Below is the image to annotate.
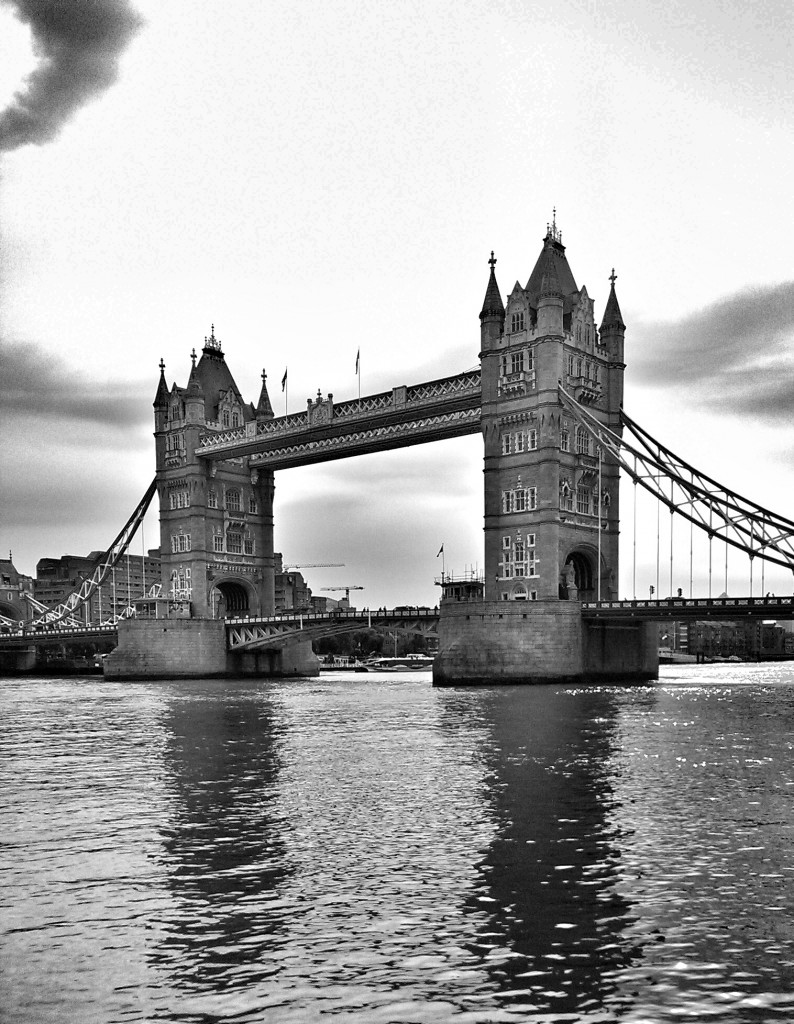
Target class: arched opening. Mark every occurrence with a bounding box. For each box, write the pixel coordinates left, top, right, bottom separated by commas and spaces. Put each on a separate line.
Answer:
213, 580, 251, 618
512, 582, 528, 601
563, 551, 595, 601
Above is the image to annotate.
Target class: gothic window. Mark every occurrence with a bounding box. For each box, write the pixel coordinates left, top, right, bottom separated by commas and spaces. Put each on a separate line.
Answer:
227, 532, 243, 554
170, 567, 192, 600
222, 411, 230, 428
501, 433, 512, 455
576, 357, 583, 377
248, 495, 257, 514
511, 311, 525, 333
213, 534, 224, 553
244, 537, 255, 555
514, 431, 525, 453
232, 412, 240, 428
576, 427, 590, 456
511, 350, 525, 374
560, 425, 570, 452
567, 355, 575, 376
226, 489, 242, 512
527, 428, 538, 450
503, 536, 511, 549
170, 532, 192, 553
207, 489, 218, 509
501, 486, 537, 514
576, 488, 592, 515
169, 489, 189, 510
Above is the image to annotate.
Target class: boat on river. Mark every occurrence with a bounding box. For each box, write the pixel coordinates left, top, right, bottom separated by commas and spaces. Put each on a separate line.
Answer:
366, 654, 434, 671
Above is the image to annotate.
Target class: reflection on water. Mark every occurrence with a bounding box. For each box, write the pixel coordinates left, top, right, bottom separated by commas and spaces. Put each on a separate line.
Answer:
152, 691, 292, 993
1, 665, 793, 1022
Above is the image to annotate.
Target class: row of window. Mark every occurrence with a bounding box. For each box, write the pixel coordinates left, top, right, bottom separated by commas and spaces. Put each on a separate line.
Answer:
566, 355, 599, 382
501, 585, 538, 601
212, 532, 255, 555
560, 487, 605, 516
559, 425, 597, 457
171, 533, 192, 553
221, 410, 242, 429
170, 567, 192, 601
207, 489, 257, 514
501, 487, 537, 514
170, 490, 189, 510
501, 428, 538, 455
500, 349, 535, 377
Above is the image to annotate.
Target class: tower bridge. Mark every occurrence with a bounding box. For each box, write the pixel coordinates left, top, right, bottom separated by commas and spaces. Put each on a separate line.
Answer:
4, 217, 793, 683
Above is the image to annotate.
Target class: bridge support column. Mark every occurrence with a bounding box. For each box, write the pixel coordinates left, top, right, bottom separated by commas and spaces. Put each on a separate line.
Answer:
104, 618, 321, 679
0, 646, 37, 674
104, 618, 227, 679
433, 600, 657, 686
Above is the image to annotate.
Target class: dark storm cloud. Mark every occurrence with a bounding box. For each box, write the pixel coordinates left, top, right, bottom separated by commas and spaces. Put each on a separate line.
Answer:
631, 281, 794, 423
0, 0, 144, 151
0, 338, 151, 428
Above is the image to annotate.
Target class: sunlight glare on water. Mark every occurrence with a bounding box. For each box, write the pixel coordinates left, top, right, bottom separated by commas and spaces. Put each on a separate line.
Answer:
1, 662, 793, 1022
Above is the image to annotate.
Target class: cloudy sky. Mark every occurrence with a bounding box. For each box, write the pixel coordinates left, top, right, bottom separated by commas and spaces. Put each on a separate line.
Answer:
1, 0, 792, 606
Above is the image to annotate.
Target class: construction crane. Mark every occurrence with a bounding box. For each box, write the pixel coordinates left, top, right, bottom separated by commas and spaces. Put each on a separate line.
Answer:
321, 585, 364, 603
282, 562, 343, 572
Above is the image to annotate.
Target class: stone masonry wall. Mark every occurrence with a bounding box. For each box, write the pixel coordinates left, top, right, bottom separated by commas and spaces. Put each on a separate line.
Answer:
104, 618, 228, 679
433, 600, 658, 685
433, 600, 585, 685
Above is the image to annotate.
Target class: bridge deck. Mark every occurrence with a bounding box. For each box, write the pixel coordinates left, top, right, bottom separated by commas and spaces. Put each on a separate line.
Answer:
196, 371, 482, 469
582, 596, 794, 620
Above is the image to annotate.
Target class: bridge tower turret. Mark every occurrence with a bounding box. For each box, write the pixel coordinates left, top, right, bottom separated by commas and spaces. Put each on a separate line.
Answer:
434, 217, 655, 685
480, 214, 621, 605
154, 328, 276, 619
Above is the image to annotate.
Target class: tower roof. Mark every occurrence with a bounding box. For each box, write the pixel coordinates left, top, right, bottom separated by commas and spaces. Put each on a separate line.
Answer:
600, 270, 625, 331
480, 251, 505, 320
525, 215, 579, 311
187, 326, 253, 422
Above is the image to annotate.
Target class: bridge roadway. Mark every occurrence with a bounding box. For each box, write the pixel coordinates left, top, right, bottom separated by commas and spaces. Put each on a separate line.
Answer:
195, 370, 482, 468
3, 597, 791, 651
225, 607, 440, 650
582, 595, 794, 620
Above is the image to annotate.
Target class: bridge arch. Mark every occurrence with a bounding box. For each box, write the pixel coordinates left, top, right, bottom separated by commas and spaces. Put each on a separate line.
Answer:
561, 547, 598, 601
211, 577, 258, 618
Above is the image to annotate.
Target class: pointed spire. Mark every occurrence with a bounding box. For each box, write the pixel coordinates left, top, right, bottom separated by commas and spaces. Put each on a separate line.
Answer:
153, 358, 169, 407
600, 268, 625, 330
186, 348, 203, 396
256, 368, 274, 419
480, 251, 505, 321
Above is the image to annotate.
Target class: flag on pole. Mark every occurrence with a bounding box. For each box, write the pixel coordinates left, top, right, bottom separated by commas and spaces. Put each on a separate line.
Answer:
355, 348, 360, 375
436, 544, 444, 557
281, 368, 288, 391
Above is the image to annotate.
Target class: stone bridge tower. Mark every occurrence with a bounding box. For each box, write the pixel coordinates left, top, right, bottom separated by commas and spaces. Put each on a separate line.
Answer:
434, 218, 656, 685
479, 215, 625, 604
153, 329, 276, 618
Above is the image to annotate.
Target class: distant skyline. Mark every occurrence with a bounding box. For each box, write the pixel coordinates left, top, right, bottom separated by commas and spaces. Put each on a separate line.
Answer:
1, 0, 792, 606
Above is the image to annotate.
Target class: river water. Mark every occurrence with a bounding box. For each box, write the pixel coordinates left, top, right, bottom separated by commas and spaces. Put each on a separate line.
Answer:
2, 663, 793, 1023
